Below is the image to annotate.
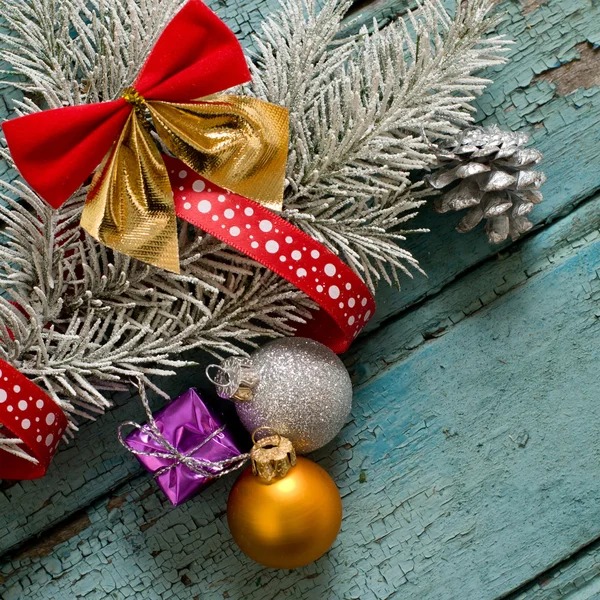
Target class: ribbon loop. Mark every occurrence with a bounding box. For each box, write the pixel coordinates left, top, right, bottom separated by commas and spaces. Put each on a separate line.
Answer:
134, 0, 250, 102
80, 111, 181, 272
2, 100, 132, 209
1, 0, 266, 273
147, 96, 289, 211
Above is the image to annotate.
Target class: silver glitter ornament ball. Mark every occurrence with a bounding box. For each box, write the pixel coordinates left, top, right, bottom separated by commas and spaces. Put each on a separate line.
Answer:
209, 338, 353, 453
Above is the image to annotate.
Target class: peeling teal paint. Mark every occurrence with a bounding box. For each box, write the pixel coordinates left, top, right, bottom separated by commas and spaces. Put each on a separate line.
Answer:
2, 0, 600, 597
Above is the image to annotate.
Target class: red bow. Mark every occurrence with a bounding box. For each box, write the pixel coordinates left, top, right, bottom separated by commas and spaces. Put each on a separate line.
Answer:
2, 0, 376, 355
2, 0, 251, 210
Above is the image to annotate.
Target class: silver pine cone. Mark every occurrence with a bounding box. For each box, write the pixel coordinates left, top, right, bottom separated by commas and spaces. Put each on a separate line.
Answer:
427, 126, 546, 244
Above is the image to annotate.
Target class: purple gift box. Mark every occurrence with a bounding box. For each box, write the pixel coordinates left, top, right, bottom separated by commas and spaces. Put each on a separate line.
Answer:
126, 388, 245, 506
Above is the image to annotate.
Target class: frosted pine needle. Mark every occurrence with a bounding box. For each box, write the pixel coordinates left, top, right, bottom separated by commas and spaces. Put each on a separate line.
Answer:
0, 0, 510, 432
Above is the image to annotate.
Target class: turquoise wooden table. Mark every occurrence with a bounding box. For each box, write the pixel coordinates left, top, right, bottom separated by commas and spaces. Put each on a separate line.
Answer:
2, 0, 600, 598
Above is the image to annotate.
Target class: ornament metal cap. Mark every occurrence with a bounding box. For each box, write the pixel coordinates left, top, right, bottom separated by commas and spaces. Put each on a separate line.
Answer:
250, 428, 297, 483
206, 357, 260, 402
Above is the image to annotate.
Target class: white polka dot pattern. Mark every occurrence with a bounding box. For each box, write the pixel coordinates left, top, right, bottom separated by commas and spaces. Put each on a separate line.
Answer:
0, 358, 68, 479
167, 156, 376, 353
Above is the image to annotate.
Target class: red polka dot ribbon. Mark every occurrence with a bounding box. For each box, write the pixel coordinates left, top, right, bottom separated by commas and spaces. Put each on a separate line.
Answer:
0, 359, 68, 480
165, 156, 376, 353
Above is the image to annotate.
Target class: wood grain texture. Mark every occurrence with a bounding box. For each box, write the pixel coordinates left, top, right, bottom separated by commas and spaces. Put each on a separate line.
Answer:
1, 0, 600, 597
2, 191, 600, 600
345, 193, 600, 384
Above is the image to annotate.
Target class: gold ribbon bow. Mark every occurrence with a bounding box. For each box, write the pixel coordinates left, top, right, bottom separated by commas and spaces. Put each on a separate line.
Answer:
80, 89, 288, 273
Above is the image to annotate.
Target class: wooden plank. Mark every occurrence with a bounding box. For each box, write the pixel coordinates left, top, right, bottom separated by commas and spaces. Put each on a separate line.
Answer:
2, 0, 600, 563
2, 192, 600, 599
345, 192, 600, 383
510, 539, 600, 599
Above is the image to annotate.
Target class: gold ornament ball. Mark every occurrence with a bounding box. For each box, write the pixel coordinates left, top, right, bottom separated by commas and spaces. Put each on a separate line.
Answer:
227, 457, 343, 569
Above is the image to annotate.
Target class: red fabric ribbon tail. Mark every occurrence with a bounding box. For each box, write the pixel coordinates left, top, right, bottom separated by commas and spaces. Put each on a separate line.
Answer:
2, 100, 131, 209
0, 359, 68, 480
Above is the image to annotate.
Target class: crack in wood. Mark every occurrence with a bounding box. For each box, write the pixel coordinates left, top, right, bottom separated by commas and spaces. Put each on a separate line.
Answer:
139, 517, 159, 532
11, 510, 91, 562
106, 493, 127, 512
502, 533, 600, 599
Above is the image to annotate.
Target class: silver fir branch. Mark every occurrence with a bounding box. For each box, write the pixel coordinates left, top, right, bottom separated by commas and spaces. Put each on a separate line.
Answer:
0, 157, 315, 456
248, 0, 511, 286
0, 0, 509, 455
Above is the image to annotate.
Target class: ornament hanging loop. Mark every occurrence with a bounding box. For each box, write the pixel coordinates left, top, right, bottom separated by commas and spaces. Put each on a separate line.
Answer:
251, 426, 280, 446
250, 429, 296, 483
206, 357, 259, 402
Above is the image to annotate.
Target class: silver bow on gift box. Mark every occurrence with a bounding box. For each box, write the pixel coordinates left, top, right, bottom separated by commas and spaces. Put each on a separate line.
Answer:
427, 125, 546, 244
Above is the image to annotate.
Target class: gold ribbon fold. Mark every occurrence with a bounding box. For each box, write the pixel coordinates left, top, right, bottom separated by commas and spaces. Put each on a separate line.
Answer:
80, 89, 289, 273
